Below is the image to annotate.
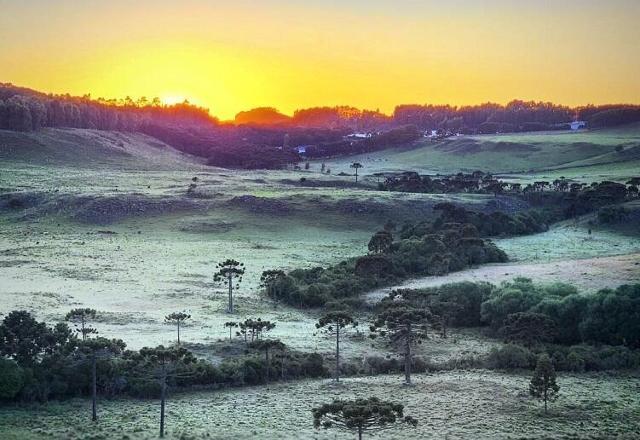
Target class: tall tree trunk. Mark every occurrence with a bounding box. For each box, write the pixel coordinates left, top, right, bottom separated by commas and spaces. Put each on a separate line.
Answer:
265, 348, 270, 383
160, 373, 166, 438
358, 425, 363, 440
355, 168, 358, 183
335, 326, 340, 382
544, 388, 548, 413
404, 325, 412, 385
227, 274, 234, 313
177, 322, 181, 346
229, 327, 232, 341
91, 354, 97, 421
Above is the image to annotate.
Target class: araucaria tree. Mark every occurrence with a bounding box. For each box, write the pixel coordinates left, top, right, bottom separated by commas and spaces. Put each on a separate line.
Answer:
237, 318, 276, 343
249, 338, 286, 382
164, 312, 190, 346
529, 353, 560, 413
73, 338, 125, 421
213, 259, 245, 313
260, 269, 286, 306
313, 397, 417, 440
316, 311, 358, 382
137, 346, 196, 438
224, 321, 238, 341
65, 308, 98, 341
350, 162, 363, 183
370, 299, 433, 385
367, 230, 393, 254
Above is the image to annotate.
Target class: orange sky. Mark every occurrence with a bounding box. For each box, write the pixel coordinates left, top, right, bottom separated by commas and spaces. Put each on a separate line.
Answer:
1, 0, 639, 119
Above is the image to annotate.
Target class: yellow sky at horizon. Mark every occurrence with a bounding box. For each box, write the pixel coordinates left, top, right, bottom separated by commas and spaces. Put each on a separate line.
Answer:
1, 0, 639, 119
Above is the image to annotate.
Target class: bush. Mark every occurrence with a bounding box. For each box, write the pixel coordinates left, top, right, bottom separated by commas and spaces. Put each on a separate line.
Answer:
0, 358, 24, 400
486, 344, 534, 369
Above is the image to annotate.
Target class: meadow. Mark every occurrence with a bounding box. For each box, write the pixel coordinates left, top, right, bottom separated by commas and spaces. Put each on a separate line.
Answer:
1, 371, 638, 440
1, 126, 639, 439
318, 124, 640, 181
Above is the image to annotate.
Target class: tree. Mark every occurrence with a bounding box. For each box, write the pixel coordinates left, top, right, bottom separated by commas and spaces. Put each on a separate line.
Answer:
65, 308, 98, 341
367, 230, 393, 254
249, 339, 286, 382
0, 358, 23, 400
529, 353, 560, 413
137, 346, 197, 437
260, 270, 286, 304
164, 312, 190, 346
350, 162, 363, 183
237, 318, 276, 343
315, 311, 358, 382
73, 338, 125, 421
224, 321, 238, 341
370, 300, 433, 385
0, 310, 73, 366
213, 259, 245, 313
313, 397, 417, 440
500, 312, 557, 347
428, 299, 462, 338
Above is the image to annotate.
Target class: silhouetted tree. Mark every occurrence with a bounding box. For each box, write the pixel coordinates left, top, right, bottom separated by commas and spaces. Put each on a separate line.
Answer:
164, 312, 191, 346
137, 346, 197, 437
0, 310, 74, 366
428, 299, 461, 339
315, 311, 358, 382
65, 308, 98, 341
350, 162, 363, 183
237, 318, 276, 343
370, 299, 434, 385
260, 269, 286, 304
529, 353, 560, 413
73, 338, 125, 421
224, 321, 238, 341
213, 259, 245, 313
313, 397, 417, 440
367, 230, 393, 254
250, 339, 286, 382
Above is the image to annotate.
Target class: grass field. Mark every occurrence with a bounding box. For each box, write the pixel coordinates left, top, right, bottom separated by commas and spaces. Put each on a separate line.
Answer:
1, 371, 638, 440
317, 124, 640, 181
1, 126, 640, 439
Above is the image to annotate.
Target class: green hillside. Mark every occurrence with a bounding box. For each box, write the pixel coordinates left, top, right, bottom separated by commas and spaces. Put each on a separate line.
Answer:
319, 123, 640, 181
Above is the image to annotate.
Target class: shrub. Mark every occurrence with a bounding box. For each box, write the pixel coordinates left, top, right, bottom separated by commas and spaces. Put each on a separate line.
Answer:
0, 358, 24, 400
486, 344, 534, 369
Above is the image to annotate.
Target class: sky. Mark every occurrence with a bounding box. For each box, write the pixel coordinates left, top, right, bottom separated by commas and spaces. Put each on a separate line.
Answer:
1, 0, 639, 119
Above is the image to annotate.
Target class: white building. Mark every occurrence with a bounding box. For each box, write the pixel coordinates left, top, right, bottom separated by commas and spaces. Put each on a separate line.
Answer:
570, 121, 586, 130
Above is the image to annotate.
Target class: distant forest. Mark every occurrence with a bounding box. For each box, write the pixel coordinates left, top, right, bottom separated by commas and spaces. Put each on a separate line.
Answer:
1, 83, 640, 169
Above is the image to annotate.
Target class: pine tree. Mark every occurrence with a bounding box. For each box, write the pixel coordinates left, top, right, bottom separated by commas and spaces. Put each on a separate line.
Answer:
313, 397, 417, 440
529, 353, 560, 413
213, 259, 245, 313
164, 312, 190, 346
315, 311, 358, 382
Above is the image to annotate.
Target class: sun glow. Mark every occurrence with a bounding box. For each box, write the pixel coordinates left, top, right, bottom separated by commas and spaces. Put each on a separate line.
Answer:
1, 1, 639, 119
161, 95, 189, 106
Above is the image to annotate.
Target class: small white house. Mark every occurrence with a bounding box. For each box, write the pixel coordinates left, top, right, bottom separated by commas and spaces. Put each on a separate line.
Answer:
424, 129, 438, 138
570, 121, 586, 130
346, 132, 372, 139
295, 145, 308, 155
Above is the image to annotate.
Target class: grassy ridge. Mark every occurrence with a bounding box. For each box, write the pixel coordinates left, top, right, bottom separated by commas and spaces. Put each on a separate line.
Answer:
318, 123, 640, 179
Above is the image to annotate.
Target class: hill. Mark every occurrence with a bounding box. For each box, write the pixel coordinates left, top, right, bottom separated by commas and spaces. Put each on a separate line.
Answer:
0, 128, 204, 170
317, 123, 640, 181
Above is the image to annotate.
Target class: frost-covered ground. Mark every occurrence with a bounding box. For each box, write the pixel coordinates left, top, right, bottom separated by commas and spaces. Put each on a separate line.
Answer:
1, 371, 638, 440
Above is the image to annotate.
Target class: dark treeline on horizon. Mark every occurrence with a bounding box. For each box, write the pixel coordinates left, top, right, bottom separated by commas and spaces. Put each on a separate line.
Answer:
2, 82, 640, 169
